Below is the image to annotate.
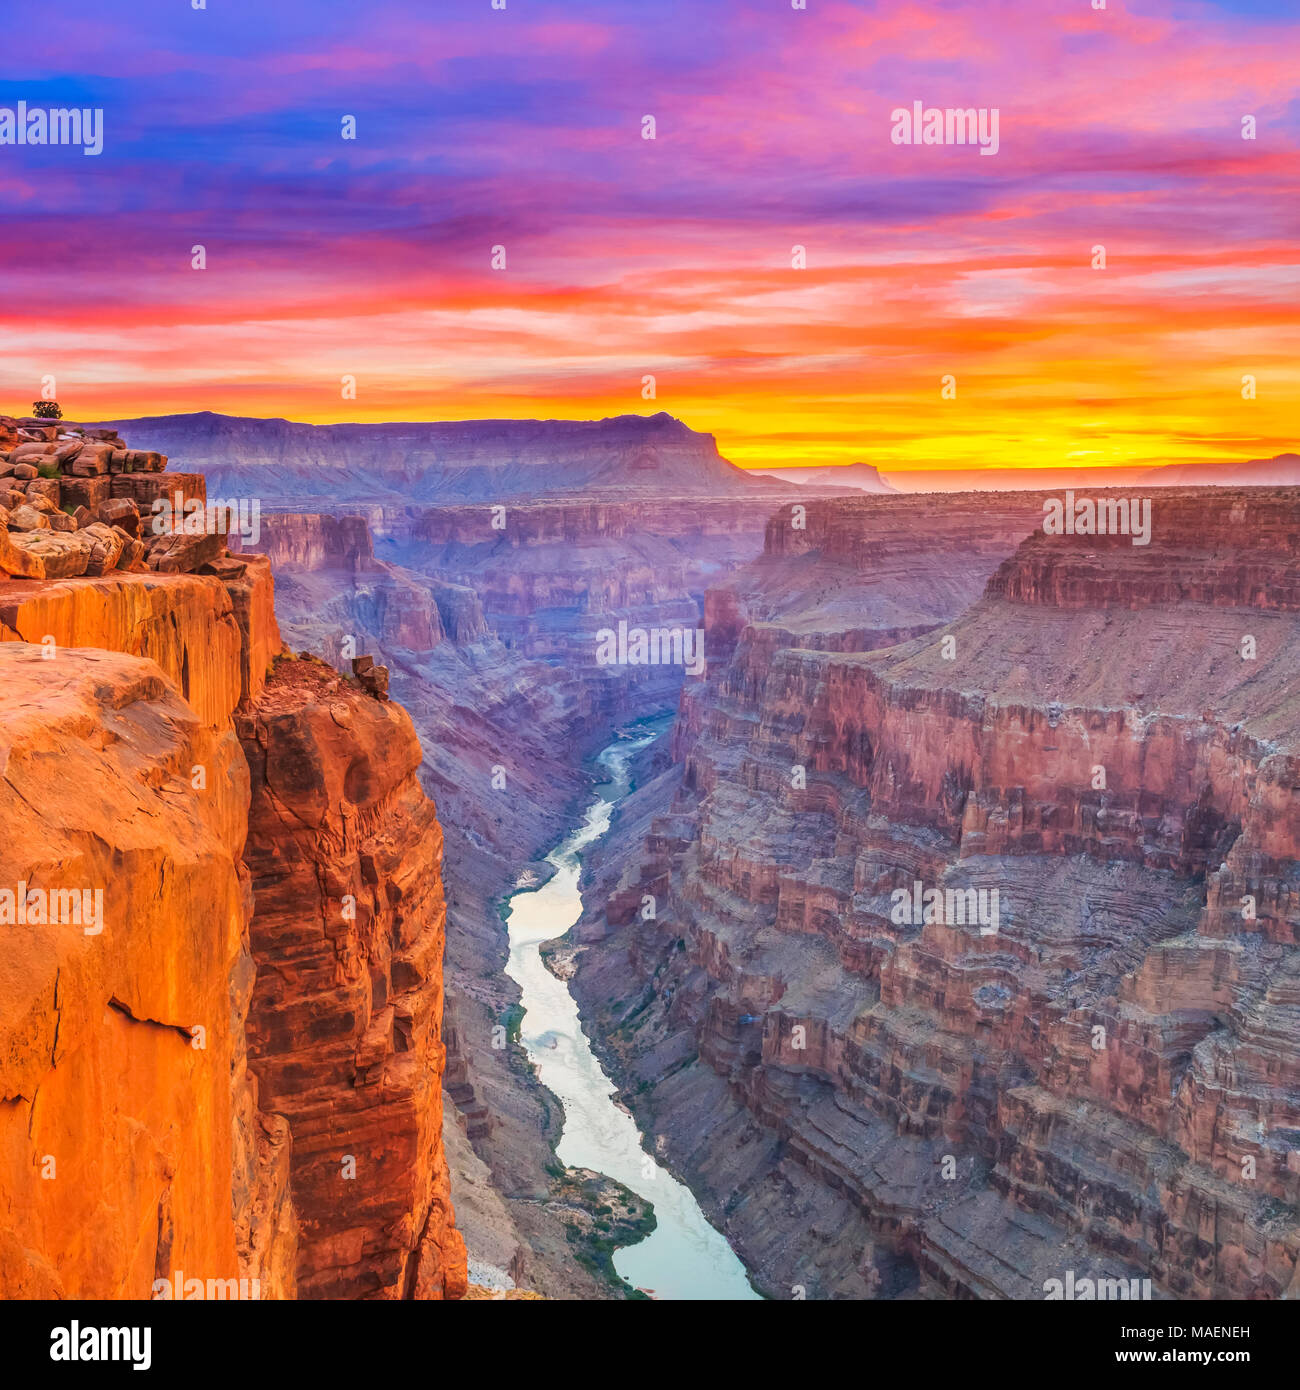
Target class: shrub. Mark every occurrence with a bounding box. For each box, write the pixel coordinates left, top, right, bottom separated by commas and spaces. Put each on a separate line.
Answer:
32, 400, 63, 420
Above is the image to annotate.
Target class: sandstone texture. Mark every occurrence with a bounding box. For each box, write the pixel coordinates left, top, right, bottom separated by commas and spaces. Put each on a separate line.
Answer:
0, 643, 290, 1299
0, 420, 465, 1301
240, 656, 466, 1298
0, 416, 219, 583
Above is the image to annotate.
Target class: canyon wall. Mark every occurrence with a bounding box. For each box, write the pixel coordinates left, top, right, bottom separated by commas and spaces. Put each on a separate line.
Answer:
240, 657, 465, 1299
381, 496, 793, 715
232, 488, 813, 1295
573, 486, 1300, 1300
100, 410, 790, 506
0, 419, 465, 1300
232, 506, 700, 1295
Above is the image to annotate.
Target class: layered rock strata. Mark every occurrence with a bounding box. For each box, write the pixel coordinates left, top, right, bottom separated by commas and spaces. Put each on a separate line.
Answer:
573, 487, 1300, 1300
97, 410, 798, 505
233, 491, 846, 1294
0, 415, 217, 583
240, 657, 465, 1298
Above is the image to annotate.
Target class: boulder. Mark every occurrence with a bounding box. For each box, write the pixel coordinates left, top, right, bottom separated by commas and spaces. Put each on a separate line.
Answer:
66, 448, 109, 477
24, 478, 61, 508
351, 656, 389, 701
62, 475, 111, 512
198, 556, 249, 581
0, 527, 44, 578
12, 464, 39, 481
147, 529, 224, 574
9, 443, 57, 462
97, 497, 141, 536
110, 526, 146, 568
79, 522, 126, 577
7, 505, 49, 532
116, 535, 147, 570
9, 530, 91, 578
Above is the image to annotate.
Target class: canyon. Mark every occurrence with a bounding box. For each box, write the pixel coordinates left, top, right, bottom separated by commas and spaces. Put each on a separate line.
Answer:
6, 405, 1299, 1304
97, 410, 792, 507
213, 427, 826, 1295
570, 486, 1300, 1299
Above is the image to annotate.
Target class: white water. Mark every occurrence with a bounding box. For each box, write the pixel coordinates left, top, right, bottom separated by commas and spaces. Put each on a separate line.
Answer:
503, 725, 760, 1300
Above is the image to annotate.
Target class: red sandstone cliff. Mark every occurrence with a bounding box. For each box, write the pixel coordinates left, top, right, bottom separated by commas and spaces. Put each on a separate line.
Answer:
240, 657, 466, 1299
0, 419, 465, 1300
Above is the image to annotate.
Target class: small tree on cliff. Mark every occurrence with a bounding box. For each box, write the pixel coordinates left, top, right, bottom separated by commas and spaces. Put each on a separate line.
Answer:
32, 400, 63, 420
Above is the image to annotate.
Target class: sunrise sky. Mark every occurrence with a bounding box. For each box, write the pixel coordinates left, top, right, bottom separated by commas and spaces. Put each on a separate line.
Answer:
0, 0, 1296, 475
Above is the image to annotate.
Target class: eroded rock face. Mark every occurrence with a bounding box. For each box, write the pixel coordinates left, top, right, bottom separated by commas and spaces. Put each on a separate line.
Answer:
239, 657, 466, 1300
231, 502, 765, 1295
231, 514, 449, 655
237, 513, 378, 574
0, 642, 294, 1300
573, 486, 1300, 1300
0, 569, 256, 726
0, 427, 466, 1301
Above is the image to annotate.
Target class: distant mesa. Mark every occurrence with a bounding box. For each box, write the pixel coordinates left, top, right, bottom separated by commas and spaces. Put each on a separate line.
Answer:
1141, 452, 1300, 488
90, 410, 797, 507
754, 461, 897, 493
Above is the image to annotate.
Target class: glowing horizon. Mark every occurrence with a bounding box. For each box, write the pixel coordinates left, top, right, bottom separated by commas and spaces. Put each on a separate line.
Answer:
1, 0, 1296, 475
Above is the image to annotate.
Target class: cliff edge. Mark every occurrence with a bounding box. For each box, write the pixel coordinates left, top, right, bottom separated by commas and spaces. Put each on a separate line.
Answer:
0, 416, 465, 1300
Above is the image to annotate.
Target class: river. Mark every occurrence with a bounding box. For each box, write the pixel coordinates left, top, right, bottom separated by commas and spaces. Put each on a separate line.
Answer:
503, 721, 760, 1300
